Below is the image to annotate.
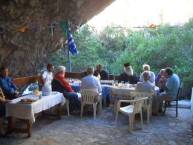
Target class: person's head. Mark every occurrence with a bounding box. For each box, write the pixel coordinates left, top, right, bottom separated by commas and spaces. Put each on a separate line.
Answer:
142, 71, 150, 81
96, 65, 100, 71
143, 64, 150, 71
165, 67, 173, 78
124, 63, 131, 71
0, 66, 9, 77
124, 63, 133, 76
57, 66, 66, 76
98, 64, 102, 70
160, 69, 165, 76
87, 67, 94, 75
47, 63, 54, 72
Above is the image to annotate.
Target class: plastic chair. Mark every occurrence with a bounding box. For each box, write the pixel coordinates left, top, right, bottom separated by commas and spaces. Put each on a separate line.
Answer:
130, 91, 154, 123
80, 89, 102, 119
115, 96, 148, 133
162, 86, 182, 117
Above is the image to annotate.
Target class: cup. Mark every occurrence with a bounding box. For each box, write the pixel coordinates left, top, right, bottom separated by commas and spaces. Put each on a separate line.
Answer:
114, 80, 118, 86
34, 89, 39, 95
39, 94, 42, 99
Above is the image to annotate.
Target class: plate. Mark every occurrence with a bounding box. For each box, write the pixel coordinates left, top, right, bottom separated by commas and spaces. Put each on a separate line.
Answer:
19, 98, 37, 104
18, 101, 34, 104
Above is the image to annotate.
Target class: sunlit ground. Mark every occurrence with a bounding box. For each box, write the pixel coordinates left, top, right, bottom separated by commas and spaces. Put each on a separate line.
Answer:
88, 0, 193, 31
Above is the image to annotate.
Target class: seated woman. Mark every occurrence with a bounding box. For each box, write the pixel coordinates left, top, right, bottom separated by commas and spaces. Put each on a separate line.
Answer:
0, 88, 10, 135
51, 66, 80, 113
0, 66, 19, 100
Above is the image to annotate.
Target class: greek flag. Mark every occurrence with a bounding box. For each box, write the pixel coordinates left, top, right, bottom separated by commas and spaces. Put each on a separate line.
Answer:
68, 27, 78, 55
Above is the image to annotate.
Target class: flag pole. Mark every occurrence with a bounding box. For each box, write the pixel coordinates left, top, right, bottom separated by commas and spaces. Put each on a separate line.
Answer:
67, 21, 71, 72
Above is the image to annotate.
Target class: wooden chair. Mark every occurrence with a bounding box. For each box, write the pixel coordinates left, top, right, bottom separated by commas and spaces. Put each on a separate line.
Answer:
115, 96, 148, 133
80, 89, 102, 119
162, 86, 182, 117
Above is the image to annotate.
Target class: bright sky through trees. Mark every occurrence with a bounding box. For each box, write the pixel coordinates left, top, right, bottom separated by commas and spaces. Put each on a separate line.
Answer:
88, 0, 193, 30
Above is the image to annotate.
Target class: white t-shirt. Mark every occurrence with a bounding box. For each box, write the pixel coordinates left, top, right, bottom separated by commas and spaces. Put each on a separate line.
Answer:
42, 70, 53, 86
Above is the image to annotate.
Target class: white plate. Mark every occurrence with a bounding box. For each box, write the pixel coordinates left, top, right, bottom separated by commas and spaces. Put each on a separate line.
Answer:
18, 101, 36, 104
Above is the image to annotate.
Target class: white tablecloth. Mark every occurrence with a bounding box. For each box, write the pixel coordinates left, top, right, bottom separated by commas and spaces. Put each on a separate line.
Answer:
110, 86, 159, 100
110, 86, 135, 100
6, 91, 65, 123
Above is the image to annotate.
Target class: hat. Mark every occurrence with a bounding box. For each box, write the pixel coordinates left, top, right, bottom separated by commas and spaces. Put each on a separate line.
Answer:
124, 63, 130, 67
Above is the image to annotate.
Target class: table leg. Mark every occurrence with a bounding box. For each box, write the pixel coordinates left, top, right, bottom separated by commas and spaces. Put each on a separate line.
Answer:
56, 103, 62, 119
7, 117, 13, 134
26, 119, 32, 138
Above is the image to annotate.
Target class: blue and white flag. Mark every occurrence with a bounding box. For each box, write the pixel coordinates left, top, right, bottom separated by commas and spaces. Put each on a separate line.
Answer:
68, 27, 78, 55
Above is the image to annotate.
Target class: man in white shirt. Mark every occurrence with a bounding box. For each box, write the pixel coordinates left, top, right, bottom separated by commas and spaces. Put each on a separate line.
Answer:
135, 71, 155, 94
139, 64, 155, 84
41, 63, 54, 87
81, 67, 102, 93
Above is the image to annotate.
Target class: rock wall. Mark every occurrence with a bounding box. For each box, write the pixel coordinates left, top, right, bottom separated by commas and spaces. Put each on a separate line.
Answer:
0, 0, 114, 77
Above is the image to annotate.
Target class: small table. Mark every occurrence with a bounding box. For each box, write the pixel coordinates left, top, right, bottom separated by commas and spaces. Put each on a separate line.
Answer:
110, 85, 159, 112
6, 91, 65, 137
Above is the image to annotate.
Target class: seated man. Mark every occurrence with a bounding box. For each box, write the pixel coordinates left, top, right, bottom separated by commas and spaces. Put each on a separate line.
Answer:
155, 69, 166, 93
155, 69, 165, 86
51, 66, 80, 112
118, 63, 138, 84
81, 67, 102, 93
152, 67, 180, 115
98, 64, 109, 80
139, 64, 155, 84
0, 66, 19, 100
135, 71, 155, 94
93, 65, 100, 77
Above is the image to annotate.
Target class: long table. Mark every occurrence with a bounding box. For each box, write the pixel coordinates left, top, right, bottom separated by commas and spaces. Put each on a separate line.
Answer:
6, 91, 65, 137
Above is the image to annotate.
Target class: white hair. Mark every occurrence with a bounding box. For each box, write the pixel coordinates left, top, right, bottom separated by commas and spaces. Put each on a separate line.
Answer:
57, 66, 66, 73
143, 64, 150, 71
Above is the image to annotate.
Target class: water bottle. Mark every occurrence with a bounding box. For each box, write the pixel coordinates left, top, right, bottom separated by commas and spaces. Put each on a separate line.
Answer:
34, 80, 39, 95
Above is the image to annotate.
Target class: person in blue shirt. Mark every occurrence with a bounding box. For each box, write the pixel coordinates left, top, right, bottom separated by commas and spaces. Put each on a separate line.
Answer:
152, 67, 180, 115
0, 66, 19, 100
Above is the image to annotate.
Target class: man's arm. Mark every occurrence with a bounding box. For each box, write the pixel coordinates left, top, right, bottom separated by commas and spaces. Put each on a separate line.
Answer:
41, 71, 47, 85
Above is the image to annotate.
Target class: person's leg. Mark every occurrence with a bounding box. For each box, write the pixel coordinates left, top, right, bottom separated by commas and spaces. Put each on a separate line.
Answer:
68, 92, 81, 112
152, 93, 169, 114
152, 95, 161, 114
4, 92, 16, 100
0, 103, 6, 135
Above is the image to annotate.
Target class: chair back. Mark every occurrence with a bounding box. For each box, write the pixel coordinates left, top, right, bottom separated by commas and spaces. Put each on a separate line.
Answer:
80, 89, 100, 104
132, 97, 148, 113
131, 91, 154, 106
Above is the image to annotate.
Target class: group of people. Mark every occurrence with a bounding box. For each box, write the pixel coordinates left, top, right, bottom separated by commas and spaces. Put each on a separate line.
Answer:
0, 62, 180, 135
118, 62, 180, 115
43, 64, 103, 113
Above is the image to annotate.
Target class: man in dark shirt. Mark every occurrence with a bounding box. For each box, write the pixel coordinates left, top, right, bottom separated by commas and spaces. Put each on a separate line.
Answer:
98, 64, 109, 80
118, 63, 138, 84
94, 65, 100, 77
94, 64, 109, 80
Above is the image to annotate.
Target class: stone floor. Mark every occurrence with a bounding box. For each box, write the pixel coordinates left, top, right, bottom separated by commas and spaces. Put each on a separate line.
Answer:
0, 101, 193, 145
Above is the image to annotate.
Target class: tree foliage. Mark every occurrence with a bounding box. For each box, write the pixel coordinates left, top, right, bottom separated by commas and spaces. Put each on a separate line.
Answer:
50, 19, 193, 97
